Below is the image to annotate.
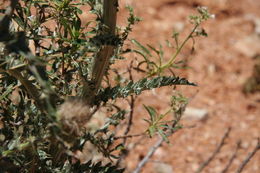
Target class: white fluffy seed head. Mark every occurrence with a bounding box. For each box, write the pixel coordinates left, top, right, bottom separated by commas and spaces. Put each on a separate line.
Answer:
57, 99, 92, 137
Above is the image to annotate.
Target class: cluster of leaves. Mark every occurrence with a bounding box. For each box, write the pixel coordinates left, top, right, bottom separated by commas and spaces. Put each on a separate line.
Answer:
130, 6, 214, 77
0, 0, 212, 172
143, 93, 188, 143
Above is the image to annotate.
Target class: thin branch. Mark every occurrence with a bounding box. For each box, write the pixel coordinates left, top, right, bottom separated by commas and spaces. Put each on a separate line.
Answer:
132, 125, 182, 173
235, 138, 260, 173
123, 96, 135, 142
132, 95, 188, 173
116, 61, 136, 166
132, 136, 164, 173
123, 61, 136, 144
195, 127, 231, 173
113, 133, 146, 140
221, 140, 241, 173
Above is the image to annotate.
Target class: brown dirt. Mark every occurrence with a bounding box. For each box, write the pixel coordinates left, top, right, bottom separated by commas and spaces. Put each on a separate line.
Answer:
115, 0, 260, 173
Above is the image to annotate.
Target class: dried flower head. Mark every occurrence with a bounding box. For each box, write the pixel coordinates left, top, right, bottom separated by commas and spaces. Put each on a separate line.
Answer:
57, 98, 92, 137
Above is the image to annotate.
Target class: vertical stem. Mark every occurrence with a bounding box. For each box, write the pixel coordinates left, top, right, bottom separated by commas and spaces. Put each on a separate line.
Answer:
83, 0, 118, 104
103, 0, 117, 35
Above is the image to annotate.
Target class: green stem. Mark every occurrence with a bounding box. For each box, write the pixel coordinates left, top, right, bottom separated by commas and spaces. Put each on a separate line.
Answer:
150, 24, 199, 76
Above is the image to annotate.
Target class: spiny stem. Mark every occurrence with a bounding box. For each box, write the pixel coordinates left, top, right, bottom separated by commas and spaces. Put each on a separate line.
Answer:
83, 0, 118, 105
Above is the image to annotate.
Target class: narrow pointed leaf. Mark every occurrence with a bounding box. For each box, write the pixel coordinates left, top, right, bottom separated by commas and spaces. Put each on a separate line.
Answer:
144, 105, 157, 122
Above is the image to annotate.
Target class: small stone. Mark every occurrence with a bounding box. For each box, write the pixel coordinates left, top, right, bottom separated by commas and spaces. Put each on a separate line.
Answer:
240, 141, 250, 149
183, 107, 208, 120
208, 64, 216, 76
153, 162, 173, 173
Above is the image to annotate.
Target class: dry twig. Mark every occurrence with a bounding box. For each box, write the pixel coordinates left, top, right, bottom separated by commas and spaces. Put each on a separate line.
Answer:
114, 133, 146, 140
221, 140, 241, 173
123, 61, 136, 144
132, 136, 164, 173
116, 61, 137, 166
235, 138, 260, 173
195, 127, 231, 173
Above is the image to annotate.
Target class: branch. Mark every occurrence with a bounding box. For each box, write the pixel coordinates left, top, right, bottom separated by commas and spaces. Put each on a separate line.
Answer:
221, 140, 241, 173
116, 62, 140, 167
83, 0, 118, 104
195, 127, 231, 173
113, 133, 146, 140
132, 136, 164, 173
132, 124, 182, 173
235, 138, 260, 173
123, 62, 136, 144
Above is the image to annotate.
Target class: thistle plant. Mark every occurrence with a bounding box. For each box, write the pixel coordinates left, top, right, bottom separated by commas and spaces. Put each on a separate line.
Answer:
0, 0, 212, 172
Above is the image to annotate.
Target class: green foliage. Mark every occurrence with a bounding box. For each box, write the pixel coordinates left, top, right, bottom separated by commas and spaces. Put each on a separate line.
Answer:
143, 93, 188, 143
95, 76, 195, 104
0, 0, 212, 172
144, 105, 170, 142
129, 6, 214, 77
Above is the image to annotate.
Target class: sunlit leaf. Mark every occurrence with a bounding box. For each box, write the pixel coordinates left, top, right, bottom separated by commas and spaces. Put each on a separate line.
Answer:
144, 105, 157, 122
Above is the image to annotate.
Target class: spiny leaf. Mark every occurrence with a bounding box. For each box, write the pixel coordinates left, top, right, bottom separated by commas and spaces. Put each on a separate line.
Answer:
95, 76, 196, 104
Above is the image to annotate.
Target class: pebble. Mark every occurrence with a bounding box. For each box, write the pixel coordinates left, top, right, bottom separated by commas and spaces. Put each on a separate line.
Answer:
153, 162, 173, 173
183, 107, 208, 121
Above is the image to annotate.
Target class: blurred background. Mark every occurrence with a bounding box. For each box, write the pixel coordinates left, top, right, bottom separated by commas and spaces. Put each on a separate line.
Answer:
115, 0, 260, 172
